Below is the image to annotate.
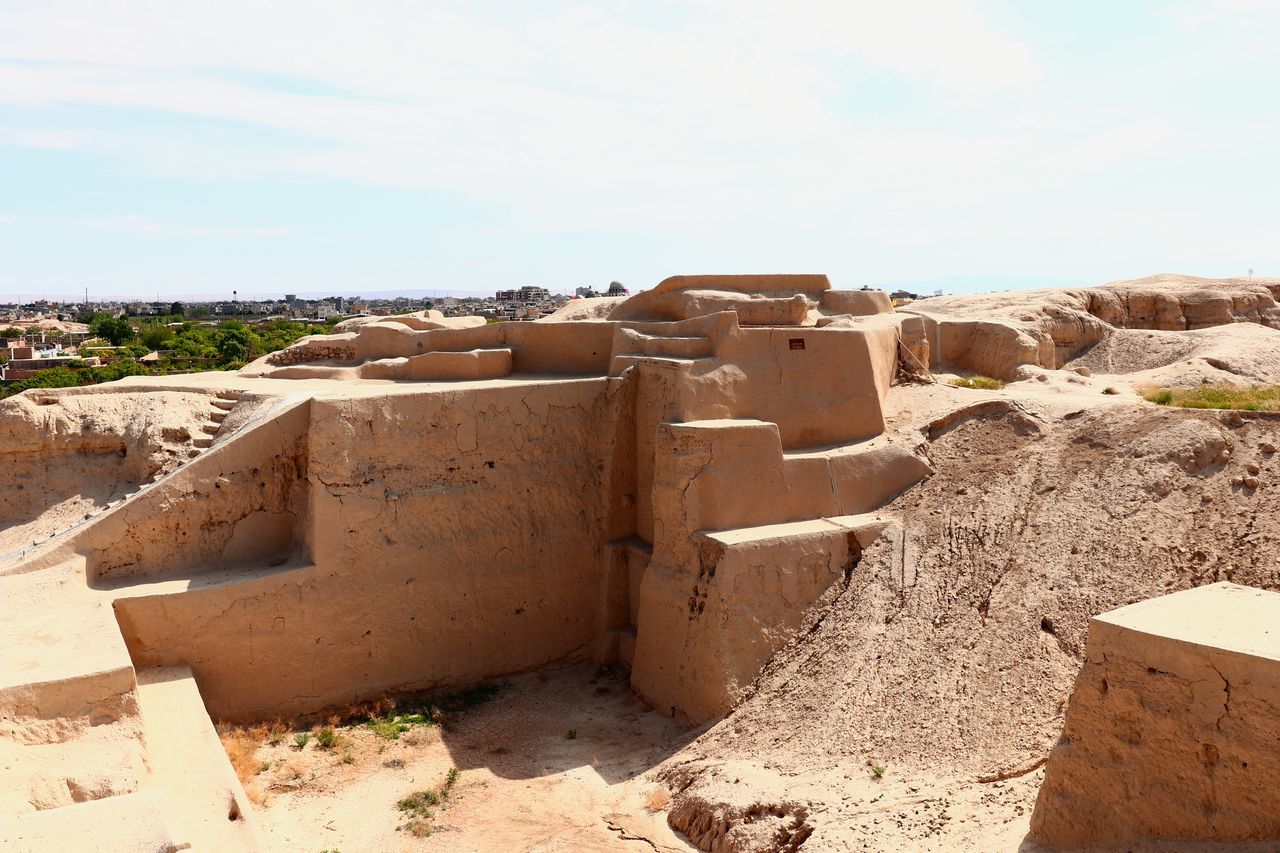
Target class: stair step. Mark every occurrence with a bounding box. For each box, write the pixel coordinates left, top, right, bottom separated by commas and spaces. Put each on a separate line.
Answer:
701, 513, 895, 550
193, 437, 213, 448
211, 398, 237, 411
360, 348, 513, 382
215, 390, 243, 401
209, 411, 227, 423
703, 517, 847, 546
0, 791, 188, 853
784, 441, 934, 515
200, 423, 221, 435
135, 666, 265, 850
621, 333, 713, 359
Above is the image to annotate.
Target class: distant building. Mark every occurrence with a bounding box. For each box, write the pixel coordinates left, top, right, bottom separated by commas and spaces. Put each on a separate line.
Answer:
496, 286, 551, 304
575, 286, 598, 298
606, 281, 629, 297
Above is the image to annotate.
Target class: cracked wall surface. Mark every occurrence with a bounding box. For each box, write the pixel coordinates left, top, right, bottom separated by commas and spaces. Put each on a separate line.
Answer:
1029, 582, 1280, 848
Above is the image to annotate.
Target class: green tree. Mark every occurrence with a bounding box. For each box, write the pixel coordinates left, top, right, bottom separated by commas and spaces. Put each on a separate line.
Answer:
140, 324, 176, 350
216, 326, 252, 364
89, 314, 135, 346
169, 301, 184, 317
0, 366, 83, 399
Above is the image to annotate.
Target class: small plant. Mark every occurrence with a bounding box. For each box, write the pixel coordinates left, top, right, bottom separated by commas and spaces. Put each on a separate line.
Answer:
950, 375, 1005, 391
395, 768, 460, 837
870, 763, 887, 779
316, 728, 337, 750
565, 729, 577, 740
258, 760, 272, 774
364, 684, 503, 742
341, 750, 356, 765
383, 757, 406, 769
293, 732, 311, 750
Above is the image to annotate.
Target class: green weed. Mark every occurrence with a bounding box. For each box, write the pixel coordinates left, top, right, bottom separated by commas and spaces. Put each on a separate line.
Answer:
395, 768, 460, 837
1143, 384, 1280, 411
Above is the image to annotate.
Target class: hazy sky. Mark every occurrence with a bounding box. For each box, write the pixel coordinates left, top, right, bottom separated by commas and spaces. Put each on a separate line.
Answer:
1, 0, 1277, 301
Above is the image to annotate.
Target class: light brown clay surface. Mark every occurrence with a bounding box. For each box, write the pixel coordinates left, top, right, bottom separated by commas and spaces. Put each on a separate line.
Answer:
3, 273, 1280, 852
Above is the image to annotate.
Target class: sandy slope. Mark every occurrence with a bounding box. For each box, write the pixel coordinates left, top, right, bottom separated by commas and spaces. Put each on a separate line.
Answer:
665, 381, 1280, 850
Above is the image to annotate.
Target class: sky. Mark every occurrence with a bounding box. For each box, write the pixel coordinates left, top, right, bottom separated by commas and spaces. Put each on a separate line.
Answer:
1, 0, 1278, 301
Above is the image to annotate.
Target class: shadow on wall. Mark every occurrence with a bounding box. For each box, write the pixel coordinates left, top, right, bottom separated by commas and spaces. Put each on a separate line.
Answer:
0, 456, 132, 544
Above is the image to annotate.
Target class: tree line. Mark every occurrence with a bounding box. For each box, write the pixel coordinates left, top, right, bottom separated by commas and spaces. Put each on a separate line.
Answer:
1, 315, 332, 399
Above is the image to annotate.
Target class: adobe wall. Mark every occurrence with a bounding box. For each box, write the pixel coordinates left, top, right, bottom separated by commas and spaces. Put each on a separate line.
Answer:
1029, 582, 1280, 849
82, 397, 312, 582
628, 419, 926, 721
114, 379, 632, 721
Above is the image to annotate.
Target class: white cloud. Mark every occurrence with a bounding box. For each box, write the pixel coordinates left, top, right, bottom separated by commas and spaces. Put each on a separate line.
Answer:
77, 215, 289, 239
1, 0, 1278, 288
0, 0, 1043, 234
1165, 0, 1272, 30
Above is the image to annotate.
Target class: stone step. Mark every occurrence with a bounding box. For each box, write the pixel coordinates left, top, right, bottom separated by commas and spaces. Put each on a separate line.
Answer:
211, 398, 237, 411
702, 513, 894, 550
0, 791, 188, 853
783, 440, 934, 515
134, 666, 265, 850
209, 411, 227, 423
215, 390, 243, 401
616, 329, 714, 359
360, 348, 513, 382
200, 423, 221, 435
192, 437, 213, 448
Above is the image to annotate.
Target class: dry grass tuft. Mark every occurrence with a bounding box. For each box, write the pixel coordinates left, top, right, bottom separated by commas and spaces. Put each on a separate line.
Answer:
644, 786, 671, 812
1142, 383, 1280, 411
950, 375, 1005, 391
244, 782, 268, 806
218, 727, 262, 785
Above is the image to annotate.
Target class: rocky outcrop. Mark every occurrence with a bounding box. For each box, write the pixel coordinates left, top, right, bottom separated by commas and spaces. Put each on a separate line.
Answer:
662, 762, 814, 853
907, 274, 1280, 379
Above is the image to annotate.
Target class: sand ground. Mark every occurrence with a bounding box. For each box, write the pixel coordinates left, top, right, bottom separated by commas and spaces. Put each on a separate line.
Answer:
244, 666, 698, 852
